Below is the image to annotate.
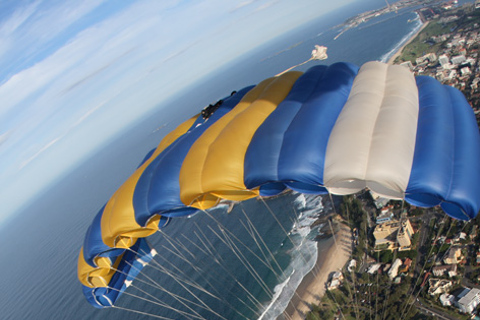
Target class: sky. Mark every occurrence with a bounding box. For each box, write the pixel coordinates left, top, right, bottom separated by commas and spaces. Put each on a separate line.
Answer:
0, 0, 360, 224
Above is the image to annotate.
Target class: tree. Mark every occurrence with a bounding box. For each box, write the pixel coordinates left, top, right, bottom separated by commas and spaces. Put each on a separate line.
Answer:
379, 250, 394, 263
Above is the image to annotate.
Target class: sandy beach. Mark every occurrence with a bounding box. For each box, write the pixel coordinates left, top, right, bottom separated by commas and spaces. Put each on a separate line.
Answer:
387, 21, 430, 64
283, 218, 352, 320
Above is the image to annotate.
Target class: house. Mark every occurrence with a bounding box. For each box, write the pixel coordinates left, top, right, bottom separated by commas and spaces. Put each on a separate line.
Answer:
432, 264, 457, 277
388, 258, 402, 280
428, 278, 453, 295
327, 271, 344, 290
455, 287, 480, 314
368, 263, 382, 274
348, 259, 357, 273
440, 293, 455, 307
399, 258, 412, 274
443, 246, 463, 265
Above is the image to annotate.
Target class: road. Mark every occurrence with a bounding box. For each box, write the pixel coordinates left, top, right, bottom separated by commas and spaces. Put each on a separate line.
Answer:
415, 301, 461, 320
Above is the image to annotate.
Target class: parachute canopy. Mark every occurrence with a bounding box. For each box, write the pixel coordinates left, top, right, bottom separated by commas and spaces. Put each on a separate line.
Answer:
311, 45, 328, 60
78, 61, 480, 308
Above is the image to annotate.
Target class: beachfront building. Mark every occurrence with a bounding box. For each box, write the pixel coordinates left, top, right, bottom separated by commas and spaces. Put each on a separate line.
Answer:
327, 271, 344, 290
455, 287, 480, 314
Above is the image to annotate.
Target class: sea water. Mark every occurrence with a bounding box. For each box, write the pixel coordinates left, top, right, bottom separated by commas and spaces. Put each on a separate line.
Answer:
1, 1, 474, 319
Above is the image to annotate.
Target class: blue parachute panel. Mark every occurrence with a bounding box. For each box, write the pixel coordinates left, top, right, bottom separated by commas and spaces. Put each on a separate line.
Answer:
405, 76, 454, 207
244, 62, 359, 195
83, 239, 156, 308
83, 207, 125, 267
133, 86, 254, 226
440, 86, 480, 220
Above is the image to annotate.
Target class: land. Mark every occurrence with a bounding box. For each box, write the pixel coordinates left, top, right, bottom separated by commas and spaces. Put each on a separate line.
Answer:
296, 2, 480, 319
303, 191, 480, 320
332, 0, 457, 40
283, 217, 352, 320
392, 0, 480, 116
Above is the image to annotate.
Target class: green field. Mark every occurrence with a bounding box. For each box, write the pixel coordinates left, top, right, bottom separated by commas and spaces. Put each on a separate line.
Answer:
394, 21, 453, 64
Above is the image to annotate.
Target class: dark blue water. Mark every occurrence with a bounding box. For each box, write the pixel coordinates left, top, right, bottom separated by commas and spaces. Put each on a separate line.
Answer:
2, 1, 474, 319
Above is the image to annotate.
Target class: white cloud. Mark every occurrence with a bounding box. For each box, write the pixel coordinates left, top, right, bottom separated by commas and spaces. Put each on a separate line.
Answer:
0, 0, 354, 220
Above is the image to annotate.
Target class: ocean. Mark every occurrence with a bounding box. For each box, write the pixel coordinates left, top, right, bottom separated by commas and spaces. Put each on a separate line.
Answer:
0, 1, 474, 319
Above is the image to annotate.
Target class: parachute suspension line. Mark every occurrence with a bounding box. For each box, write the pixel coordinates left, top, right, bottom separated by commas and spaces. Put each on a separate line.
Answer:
380, 199, 408, 320
187, 227, 265, 316
238, 214, 306, 319
193, 222, 218, 258
201, 207, 284, 274
112, 305, 176, 320
207, 224, 275, 299
400, 218, 467, 320
147, 255, 252, 320
328, 192, 360, 318
239, 218, 280, 277
146, 248, 223, 301
325, 287, 347, 320
144, 236, 255, 320
258, 197, 295, 246
190, 223, 263, 310
239, 208, 283, 276
375, 250, 381, 320
258, 196, 322, 281
327, 192, 340, 252
194, 210, 271, 313
107, 285, 206, 320
151, 232, 225, 297
397, 214, 446, 319
126, 259, 229, 320
117, 260, 207, 320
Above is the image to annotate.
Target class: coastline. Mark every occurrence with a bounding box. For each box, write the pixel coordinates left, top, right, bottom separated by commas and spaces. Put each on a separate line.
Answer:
387, 21, 430, 64
283, 219, 352, 320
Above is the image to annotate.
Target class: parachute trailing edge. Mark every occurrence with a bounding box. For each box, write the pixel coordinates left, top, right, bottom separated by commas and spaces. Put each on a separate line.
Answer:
78, 61, 480, 308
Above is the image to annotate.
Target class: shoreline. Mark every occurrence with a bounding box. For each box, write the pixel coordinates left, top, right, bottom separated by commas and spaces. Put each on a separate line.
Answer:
282, 219, 352, 320
387, 20, 430, 64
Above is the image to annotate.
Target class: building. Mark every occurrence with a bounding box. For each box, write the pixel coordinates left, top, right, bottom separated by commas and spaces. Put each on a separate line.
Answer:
368, 263, 382, 274
348, 259, 357, 272
432, 264, 457, 277
397, 220, 414, 249
443, 246, 462, 265
373, 218, 414, 251
400, 61, 414, 70
399, 258, 412, 274
455, 287, 480, 314
438, 54, 450, 66
428, 278, 453, 295
451, 55, 467, 65
388, 258, 402, 280
327, 271, 344, 290
374, 221, 400, 240
440, 293, 455, 306
376, 211, 394, 224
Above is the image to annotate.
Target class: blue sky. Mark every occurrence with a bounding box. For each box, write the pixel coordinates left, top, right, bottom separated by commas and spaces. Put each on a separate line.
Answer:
0, 0, 358, 224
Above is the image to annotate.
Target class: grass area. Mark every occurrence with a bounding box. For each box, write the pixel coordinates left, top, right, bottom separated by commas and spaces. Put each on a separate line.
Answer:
394, 21, 454, 64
